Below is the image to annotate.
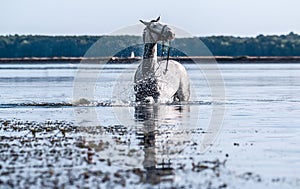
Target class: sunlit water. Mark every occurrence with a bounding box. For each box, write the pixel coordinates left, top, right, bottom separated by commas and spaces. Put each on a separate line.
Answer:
0, 63, 300, 188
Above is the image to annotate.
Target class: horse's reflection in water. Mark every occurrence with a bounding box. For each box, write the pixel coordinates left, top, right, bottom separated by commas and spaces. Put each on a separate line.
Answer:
135, 105, 185, 184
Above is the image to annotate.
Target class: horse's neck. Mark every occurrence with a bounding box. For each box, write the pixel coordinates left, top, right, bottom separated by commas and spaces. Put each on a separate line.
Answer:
142, 43, 157, 76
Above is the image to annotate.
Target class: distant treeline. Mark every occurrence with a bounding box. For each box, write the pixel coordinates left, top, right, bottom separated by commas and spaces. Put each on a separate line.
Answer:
1, 32, 300, 58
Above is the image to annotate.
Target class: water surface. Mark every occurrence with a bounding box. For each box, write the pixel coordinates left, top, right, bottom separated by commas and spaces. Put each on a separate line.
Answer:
0, 63, 299, 188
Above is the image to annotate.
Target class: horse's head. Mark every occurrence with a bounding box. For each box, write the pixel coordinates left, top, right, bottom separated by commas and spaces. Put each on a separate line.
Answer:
140, 16, 175, 43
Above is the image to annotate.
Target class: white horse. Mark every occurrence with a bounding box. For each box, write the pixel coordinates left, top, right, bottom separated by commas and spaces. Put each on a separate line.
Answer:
134, 17, 190, 103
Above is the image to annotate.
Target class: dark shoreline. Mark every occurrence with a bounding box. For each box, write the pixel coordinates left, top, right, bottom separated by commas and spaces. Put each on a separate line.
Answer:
1, 56, 300, 64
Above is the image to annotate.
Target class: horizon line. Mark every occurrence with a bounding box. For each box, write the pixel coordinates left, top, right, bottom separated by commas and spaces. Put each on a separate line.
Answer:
0, 31, 298, 38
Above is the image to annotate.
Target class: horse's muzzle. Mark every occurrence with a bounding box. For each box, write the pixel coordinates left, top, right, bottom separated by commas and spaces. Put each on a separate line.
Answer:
166, 30, 175, 40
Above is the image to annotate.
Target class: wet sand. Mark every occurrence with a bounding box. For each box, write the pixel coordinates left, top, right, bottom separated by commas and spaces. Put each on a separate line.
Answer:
1, 116, 299, 189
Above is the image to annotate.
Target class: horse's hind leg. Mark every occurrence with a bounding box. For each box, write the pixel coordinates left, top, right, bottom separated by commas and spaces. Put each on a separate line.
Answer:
175, 78, 190, 101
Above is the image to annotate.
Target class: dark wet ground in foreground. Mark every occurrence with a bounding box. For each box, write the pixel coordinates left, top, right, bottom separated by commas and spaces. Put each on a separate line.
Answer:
1, 118, 299, 189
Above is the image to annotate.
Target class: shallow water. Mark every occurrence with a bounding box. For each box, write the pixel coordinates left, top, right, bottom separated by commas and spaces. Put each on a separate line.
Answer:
0, 63, 300, 188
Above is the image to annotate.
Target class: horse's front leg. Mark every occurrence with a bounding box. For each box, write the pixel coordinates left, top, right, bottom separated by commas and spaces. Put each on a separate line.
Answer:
134, 84, 145, 102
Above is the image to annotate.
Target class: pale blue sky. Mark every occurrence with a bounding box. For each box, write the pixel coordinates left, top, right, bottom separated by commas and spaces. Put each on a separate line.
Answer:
1, 0, 299, 36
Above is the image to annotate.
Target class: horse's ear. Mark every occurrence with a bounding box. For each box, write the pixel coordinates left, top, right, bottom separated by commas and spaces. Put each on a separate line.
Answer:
140, 20, 150, 26
155, 16, 160, 22
150, 16, 160, 22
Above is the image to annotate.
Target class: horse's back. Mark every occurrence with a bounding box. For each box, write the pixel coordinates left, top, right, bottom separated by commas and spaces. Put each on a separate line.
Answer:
155, 60, 190, 101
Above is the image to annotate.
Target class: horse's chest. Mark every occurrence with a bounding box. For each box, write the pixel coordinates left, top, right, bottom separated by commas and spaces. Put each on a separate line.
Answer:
134, 77, 160, 100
